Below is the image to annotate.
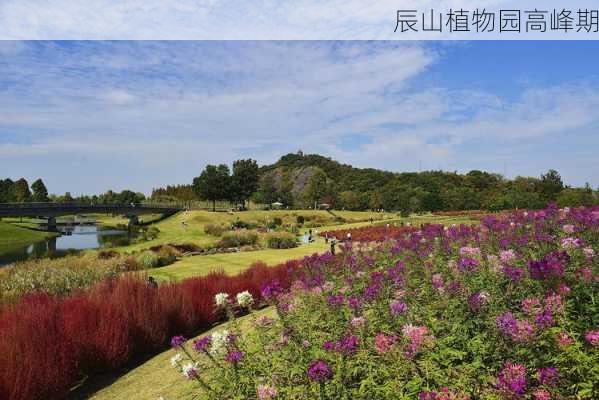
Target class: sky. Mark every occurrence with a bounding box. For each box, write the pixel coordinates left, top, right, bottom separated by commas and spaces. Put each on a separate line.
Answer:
0, 40, 598, 195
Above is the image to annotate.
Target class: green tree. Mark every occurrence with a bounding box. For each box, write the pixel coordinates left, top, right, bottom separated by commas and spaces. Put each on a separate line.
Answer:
302, 168, 328, 208
12, 178, 31, 203
31, 179, 49, 202
0, 179, 14, 202
339, 190, 361, 210
231, 159, 259, 209
538, 169, 564, 203
193, 164, 231, 211
255, 174, 278, 206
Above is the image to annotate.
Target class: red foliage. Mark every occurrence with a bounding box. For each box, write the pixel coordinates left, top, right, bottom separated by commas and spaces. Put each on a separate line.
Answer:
0, 258, 304, 400
322, 225, 417, 242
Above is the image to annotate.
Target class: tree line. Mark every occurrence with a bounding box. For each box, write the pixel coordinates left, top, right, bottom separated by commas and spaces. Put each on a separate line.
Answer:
152, 152, 598, 213
0, 177, 146, 205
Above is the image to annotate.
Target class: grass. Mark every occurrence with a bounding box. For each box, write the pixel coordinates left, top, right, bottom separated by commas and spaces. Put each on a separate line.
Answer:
85, 307, 275, 400
111, 209, 387, 253
150, 241, 329, 282
0, 221, 58, 244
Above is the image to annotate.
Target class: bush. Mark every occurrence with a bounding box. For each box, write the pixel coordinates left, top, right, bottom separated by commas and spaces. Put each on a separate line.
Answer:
266, 232, 299, 249
156, 245, 181, 266
296, 215, 305, 225
135, 251, 160, 269
230, 219, 256, 230
204, 223, 228, 236
217, 231, 259, 248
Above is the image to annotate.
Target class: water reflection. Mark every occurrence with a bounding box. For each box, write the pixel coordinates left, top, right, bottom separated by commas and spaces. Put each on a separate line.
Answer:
0, 225, 134, 266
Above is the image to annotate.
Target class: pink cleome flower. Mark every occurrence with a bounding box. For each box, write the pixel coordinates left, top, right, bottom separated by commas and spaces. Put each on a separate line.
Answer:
585, 330, 599, 346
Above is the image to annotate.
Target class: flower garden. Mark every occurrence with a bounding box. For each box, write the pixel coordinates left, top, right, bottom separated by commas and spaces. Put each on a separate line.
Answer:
168, 205, 599, 399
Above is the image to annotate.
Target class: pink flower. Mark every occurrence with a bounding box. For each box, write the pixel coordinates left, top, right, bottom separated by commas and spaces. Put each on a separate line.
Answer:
402, 324, 435, 357
556, 331, 574, 347
460, 246, 481, 258
521, 298, 542, 316
257, 384, 278, 399
585, 330, 599, 346
351, 316, 366, 329
374, 333, 397, 354
583, 247, 595, 259
562, 224, 575, 233
500, 250, 516, 263
431, 274, 444, 292
533, 389, 551, 400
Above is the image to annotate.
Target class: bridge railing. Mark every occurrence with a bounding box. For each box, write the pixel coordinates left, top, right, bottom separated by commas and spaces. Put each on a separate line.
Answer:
0, 202, 182, 210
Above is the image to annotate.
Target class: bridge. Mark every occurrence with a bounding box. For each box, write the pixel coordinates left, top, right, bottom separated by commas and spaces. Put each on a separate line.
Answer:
0, 202, 182, 229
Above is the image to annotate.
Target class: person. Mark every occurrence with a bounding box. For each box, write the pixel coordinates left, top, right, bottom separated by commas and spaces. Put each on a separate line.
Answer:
330, 239, 336, 255
324, 232, 329, 244
346, 232, 352, 241
147, 276, 158, 289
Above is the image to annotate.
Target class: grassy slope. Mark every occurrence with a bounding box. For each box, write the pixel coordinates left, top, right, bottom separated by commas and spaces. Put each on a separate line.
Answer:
86, 307, 275, 400
0, 221, 58, 244
150, 241, 329, 282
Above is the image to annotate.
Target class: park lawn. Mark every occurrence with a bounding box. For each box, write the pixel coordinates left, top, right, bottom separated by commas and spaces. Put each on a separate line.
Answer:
112, 209, 385, 253
87, 307, 276, 400
150, 241, 329, 282
0, 221, 58, 244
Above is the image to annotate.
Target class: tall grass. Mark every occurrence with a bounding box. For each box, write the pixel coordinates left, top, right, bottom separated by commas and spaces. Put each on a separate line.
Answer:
0, 259, 301, 400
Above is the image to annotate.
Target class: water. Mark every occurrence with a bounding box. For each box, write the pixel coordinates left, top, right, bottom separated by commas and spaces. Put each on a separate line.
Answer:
0, 225, 133, 266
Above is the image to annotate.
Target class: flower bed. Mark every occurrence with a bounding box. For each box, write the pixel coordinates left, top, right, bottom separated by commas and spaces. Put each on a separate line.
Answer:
170, 205, 599, 399
0, 259, 302, 400
322, 224, 418, 242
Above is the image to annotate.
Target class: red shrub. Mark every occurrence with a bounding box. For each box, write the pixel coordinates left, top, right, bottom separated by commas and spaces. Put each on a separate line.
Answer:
0, 254, 310, 400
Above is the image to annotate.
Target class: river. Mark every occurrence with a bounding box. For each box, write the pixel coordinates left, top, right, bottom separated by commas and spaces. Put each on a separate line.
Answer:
0, 225, 134, 266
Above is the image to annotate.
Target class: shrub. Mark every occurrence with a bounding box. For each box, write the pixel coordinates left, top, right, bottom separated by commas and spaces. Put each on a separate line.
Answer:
156, 245, 181, 266
266, 232, 299, 249
135, 251, 160, 269
296, 215, 305, 225
204, 223, 228, 236
230, 219, 256, 230
218, 231, 259, 248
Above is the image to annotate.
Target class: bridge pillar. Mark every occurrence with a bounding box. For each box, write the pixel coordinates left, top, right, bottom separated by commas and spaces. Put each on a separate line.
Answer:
127, 215, 139, 230
47, 216, 57, 231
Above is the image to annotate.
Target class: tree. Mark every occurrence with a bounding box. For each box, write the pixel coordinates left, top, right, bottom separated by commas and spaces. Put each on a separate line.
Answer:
231, 159, 259, 209
302, 168, 328, 208
31, 179, 49, 202
0, 179, 14, 202
539, 169, 564, 203
255, 174, 278, 206
193, 164, 231, 211
12, 178, 31, 203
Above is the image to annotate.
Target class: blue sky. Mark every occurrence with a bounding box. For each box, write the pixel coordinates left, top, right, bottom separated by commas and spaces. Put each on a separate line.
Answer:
0, 41, 598, 195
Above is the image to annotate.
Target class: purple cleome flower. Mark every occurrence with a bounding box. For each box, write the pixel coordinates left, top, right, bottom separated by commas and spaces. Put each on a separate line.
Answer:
307, 359, 333, 382
192, 336, 212, 353
225, 350, 245, 364
170, 335, 186, 348
390, 300, 408, 316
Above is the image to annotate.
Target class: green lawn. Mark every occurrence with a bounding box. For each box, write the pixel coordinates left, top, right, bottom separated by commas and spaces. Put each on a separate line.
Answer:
0, 221, 58, 244
85, 307, 276, 400
150, 241, 329, 282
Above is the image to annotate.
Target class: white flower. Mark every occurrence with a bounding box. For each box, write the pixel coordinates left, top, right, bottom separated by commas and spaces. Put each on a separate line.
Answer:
210, 329, 230, 356
214, 292, 229, 308
170, 353, 183, 367
236, 290, 254, 308
181, 362, 199, 379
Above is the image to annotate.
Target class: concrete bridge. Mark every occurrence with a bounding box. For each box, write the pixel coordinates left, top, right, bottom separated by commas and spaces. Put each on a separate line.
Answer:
0, 202, 181, 229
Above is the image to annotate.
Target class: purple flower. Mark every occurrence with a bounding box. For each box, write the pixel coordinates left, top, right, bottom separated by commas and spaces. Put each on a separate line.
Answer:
496, 362, 527, 397
458, 257, 479, 271
390, 300, 408, 316
537, 367, 559, 386
334, 335, 359, 355
327, 294, 345, 307
170, 335, 186, 348
225, 350, 245, 364
585, 330, 599, 346
192, 336, 212, 353
468, 292, 489, 313
322, 341, 334, 351
307, 359, 333, 382
261, 280, 284, 301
